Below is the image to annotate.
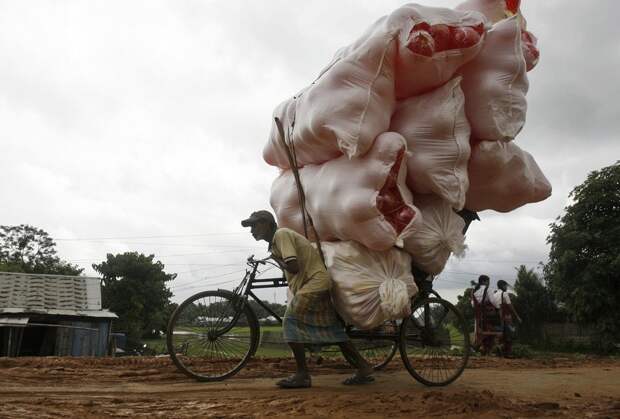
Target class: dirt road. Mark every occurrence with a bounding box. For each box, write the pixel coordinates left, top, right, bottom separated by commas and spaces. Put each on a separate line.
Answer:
1, 356, 619, 418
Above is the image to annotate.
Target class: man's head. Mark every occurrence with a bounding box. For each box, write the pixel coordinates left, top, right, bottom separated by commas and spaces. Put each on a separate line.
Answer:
478, 274, 490, 286
497, 280, 508, 291
241, 210, 277, 242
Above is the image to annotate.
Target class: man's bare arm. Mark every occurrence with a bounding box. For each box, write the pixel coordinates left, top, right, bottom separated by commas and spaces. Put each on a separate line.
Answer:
271, 255, 299, 274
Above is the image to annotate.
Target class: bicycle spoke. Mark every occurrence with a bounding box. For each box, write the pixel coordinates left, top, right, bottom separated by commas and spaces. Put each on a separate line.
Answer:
400, 298, 469, 386
168, 290, 258, 381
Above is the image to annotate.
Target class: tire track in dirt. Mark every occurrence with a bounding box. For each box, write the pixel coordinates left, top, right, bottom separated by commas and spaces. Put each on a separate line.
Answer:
1, 356, 619, 418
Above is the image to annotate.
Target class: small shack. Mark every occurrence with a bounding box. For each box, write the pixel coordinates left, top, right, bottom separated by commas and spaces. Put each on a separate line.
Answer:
0, 272, 117, 357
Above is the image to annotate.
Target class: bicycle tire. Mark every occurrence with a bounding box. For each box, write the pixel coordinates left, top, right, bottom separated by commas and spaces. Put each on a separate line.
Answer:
344, 321, 399, 371
399, 297, 470, 386
167, 290, 260, 381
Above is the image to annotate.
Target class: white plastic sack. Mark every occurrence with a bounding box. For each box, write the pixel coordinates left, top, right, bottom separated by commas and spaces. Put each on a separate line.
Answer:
455, 0, 521, 24
270, 132, 421, 251
390, 76, 471, 210
459, 16, 528, 141
322, 241, 418, 330
263, 22, 397, 168
403, 195, 466, 275
465, 140, 552, 212
262, 4, 487, 168
456, 0, 539, 72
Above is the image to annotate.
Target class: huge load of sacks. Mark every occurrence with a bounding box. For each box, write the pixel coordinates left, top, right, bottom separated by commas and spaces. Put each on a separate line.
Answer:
264, 1, 550, 330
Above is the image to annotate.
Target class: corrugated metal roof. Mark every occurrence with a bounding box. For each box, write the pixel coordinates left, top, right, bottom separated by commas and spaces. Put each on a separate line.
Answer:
0, 272, 117, 318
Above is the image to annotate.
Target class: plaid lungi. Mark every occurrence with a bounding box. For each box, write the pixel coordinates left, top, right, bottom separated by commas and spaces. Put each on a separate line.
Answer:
283, 290, 347, 344
282, 316, 348, 344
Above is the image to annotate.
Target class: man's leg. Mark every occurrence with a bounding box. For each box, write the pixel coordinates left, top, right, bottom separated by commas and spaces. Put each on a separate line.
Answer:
276, 342, 311, 388
339, 341, 374, 385
289, 342, 310, 378
502, 325, 513, 357
481, 335, 495, 355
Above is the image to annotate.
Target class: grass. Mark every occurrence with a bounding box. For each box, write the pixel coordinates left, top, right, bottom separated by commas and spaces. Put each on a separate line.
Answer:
143, 325, 287, 356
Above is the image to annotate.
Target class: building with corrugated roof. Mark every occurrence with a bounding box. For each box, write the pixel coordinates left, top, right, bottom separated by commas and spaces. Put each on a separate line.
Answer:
0, 272, 117, 357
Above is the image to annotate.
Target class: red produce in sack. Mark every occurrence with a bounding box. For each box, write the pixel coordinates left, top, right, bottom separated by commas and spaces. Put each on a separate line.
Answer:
394, 206, 415, 232
521, 30, 539, 71
392, 4, 487, 98
505, 0, 521, 14
450, 26, 481, 49
413, 21, 431, 32
430, 24, 451, 52
377, 190, 401, 214
377, 149, 415, 233
270, 132, 420, 251
407, 30, 435, 57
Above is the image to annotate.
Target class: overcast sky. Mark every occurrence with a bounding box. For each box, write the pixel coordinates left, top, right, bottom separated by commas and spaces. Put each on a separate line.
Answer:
1, 0, 619, 304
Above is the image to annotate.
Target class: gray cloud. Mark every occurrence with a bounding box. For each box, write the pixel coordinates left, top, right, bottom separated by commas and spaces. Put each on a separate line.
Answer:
1, 0, 618, 303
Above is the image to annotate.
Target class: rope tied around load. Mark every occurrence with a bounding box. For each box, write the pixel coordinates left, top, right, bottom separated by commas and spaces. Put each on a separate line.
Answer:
274, 116, 327, 268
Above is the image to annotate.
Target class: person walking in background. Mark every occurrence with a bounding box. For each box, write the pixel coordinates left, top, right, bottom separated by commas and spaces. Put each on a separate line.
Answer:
490, 280, 522, 358
471, 274, 493, 352
472, 274, 490, 306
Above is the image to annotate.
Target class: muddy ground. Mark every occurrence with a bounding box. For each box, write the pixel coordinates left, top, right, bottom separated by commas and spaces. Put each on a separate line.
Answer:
1, 355, 619, 418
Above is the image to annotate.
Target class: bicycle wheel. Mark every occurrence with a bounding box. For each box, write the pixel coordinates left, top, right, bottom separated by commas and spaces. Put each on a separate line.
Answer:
344, 321, 399, 371
167, 290, 259, 381
399, 297, 470, 386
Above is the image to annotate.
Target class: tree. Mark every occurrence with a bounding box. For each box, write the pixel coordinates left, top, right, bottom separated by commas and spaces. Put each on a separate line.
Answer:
544, 161, 620, 351
512, 265, 561, 344
93, 252, 175, 346
0, 224, 82, 275
454, 286, 475, 333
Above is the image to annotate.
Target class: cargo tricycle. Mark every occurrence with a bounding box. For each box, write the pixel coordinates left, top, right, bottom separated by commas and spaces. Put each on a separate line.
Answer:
167, 255, 470, 386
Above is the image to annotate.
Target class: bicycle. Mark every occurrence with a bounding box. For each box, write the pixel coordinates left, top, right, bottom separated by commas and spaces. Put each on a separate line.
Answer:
167, 255, 470, 386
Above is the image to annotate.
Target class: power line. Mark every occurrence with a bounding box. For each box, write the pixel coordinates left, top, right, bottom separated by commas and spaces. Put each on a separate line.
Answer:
171, 278, 242, 295
170, 266, 278, 293
58, 241, 263, 249
170, 269, 247, 292
451, 258, 544, 264
68, 248, 263, 263
54, 232, 246, 241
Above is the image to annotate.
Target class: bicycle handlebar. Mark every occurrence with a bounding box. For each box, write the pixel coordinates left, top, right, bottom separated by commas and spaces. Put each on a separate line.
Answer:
247, 254, 272, 265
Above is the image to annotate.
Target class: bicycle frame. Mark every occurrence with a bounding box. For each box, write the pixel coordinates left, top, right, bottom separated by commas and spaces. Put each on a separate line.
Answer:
211, 257, 287, 337
213, 255, 444, 342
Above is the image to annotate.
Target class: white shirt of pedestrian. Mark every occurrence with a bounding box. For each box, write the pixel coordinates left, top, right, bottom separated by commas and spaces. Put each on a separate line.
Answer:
490, 290, 511, 309
472, 286, 489, 305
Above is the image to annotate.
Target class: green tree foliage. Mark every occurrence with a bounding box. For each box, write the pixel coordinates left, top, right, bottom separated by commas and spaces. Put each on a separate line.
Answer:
0, 224, 82, 275
180, 299, 286, 327
247, 300, 287, 319
512, 265, 561, 344
93, 252, 175, 345
454, 287, 475, 333
544, 162, 620, 351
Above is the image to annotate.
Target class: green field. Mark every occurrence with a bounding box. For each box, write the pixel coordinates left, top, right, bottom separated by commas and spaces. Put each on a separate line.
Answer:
143, 325, 288, 356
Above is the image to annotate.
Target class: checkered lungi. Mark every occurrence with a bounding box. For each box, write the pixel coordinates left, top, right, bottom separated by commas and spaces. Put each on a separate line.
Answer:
282, 290, 348, 344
